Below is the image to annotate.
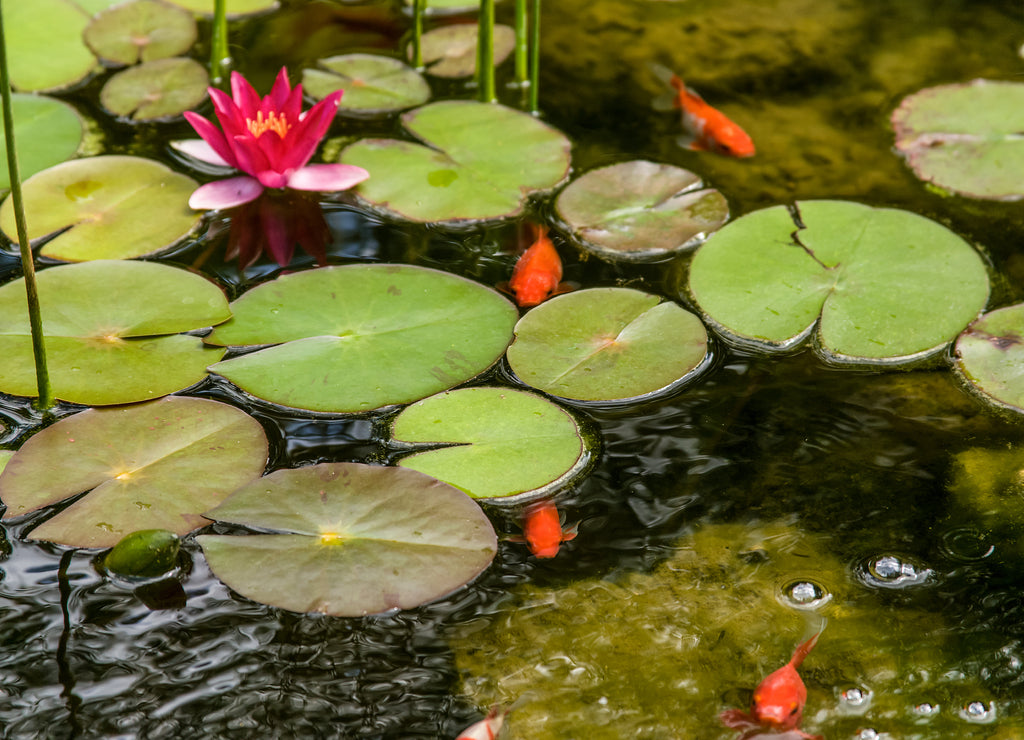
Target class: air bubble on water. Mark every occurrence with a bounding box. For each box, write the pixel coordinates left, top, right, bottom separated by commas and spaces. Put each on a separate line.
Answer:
778, 579, 832, 611
959, 700, 996, 723
938, 527, 994, 563
856, 554, 933, 589
837, 685, 873, 716
857, 729, 879, 739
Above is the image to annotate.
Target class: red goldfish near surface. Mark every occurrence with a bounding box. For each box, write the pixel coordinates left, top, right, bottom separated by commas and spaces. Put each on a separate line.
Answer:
512, 501, 578, 558
720, 633, 822, 740
457, 704, 507, 740
507, 225, 566, 308
651, 63, 755, 158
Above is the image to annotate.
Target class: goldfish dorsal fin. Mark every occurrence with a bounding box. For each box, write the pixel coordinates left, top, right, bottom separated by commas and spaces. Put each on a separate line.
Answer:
789, 632, 820, 669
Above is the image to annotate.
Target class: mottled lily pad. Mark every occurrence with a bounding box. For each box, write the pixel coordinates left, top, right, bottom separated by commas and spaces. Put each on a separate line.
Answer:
84, 0, 197, 65
954, 303, 1024, 413
507, 288, 710, 402
392, 387, 592, 502
0, 260, 230, 405
412, 24, 515, 79
0, 94, 84, 191
687, 200, 989, 364
303, 54, 430, 117
340, 101, 571, 223
892, 79, 1024, 201
206, 265, 517, 413
4, 0, 97, 92
0, 155, 200, 260
100, 57, 209, 121
198, 462, 497, 616
0, 396, 267, 548
555, 160, 729, 262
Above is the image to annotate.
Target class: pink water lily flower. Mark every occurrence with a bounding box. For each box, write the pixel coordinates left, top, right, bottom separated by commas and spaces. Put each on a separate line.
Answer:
182, 68, 369, 210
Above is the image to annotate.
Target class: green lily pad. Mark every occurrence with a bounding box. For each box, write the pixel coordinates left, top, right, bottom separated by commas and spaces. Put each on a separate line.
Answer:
0, 94, 84, 191
892, 79, 1024, 201
687, 200, 989, 364
206, 265, 517, 413
954, 303, 1024, 413
0, 260, 230, 405
392, 387, 592, 502
506, 288, 710, 402
4, 0, 97, 92
411, 24, 515, 79
554, 160, 729, 262
339, 101, 571, 223
303, 54, 430, 117
198, 462, 497, 616
0, 396, 267, 548
0, 155, 200, 261
162, 0, 278, 16
84, 0, 197, 65
100, 57, 209, 121
402, 0, 484, 14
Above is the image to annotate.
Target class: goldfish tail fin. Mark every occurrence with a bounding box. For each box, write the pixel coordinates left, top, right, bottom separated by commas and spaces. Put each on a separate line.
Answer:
675, 134, 705, 151
561, 521, 580, 542
648, 61, 677, 88
652, 93, 677, 112
790, 631, 821, 668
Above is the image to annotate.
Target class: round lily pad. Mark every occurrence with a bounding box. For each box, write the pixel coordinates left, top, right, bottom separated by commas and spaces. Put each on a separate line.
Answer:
6, 0, 97, 92
892, 79, 1024, 201
100, 57, 209, 121
392, 387, 593, 502
954, 303, 1024, 413
339, 101, 571, 223
0, 155, 201, 261
0, 94, 84, 191
554, 160, 729, 262
84, 0, 197, 65
0, 260, 231, 405
206, 264, 517, 413
198, 462, 497, 616
303, 54, 430, 117
687, 200, 990, 364
411, 23, 515, 79
506, 288, 710, 402
0, 396, 268, 548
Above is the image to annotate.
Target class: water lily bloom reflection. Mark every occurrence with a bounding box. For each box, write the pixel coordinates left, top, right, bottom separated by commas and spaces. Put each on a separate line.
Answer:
182, 68, 369, 210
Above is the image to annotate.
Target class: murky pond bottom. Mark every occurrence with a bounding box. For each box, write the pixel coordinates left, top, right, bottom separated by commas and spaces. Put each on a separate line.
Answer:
3, 0, 1024, 738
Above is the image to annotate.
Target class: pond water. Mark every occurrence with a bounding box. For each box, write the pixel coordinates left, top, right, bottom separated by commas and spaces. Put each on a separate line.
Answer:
2, 0, 1024, 738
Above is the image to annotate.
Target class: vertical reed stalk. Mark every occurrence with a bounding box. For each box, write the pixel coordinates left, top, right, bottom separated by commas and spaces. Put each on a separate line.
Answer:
477, 0, 496, 102
514, 0, 528, 84
211, 0, 231, 87
528, 0, 540, 113
411, 0, 425, 69
0, 0, 52, 410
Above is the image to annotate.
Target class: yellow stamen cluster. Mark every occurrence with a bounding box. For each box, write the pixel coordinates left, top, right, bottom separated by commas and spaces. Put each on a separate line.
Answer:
247, 110, 291, 139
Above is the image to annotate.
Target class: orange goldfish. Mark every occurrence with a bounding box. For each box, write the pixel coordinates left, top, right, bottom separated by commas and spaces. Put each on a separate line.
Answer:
512, 500, 578, 559
507, 225, 567, 308
457, 704, 507, 740
651, 63, 755, 158
720, 633, 822, 740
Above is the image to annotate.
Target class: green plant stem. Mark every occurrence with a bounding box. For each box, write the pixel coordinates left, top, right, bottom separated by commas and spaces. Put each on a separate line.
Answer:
412, 0, 425, 69
477, 0, 496, 103
0, 0, 52, 410
211, 0, 231, 87
514, 0, 528, 84
528, 0, 540, 112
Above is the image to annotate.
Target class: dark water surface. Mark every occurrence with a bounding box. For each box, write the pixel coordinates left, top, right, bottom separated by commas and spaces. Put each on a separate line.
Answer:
3, 0, 1024, 738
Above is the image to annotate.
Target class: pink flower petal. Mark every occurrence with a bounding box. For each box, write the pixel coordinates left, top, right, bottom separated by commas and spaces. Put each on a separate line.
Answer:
256, 169, 290, 189
228, 133, 271, 180
287, 164, 370, 192
230, 71, 262, 119
188, 176, 264, 210
278, 92, 341, 172
176, 128, 235, 168
267, 67, 293, 113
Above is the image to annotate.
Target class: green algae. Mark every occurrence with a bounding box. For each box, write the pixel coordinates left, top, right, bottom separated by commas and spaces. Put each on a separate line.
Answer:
948, 445, 1024, 560
451, 520, 1009, 739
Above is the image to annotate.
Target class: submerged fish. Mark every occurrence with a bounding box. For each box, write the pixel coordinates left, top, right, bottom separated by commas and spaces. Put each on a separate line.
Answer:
457, 704, 508, 740
651, 63, 755, 158
506, 224, 569, 308
720, 633, 823, 740
512, 500, 578, 559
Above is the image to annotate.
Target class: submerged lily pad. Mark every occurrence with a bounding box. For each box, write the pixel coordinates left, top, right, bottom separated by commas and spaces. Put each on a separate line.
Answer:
100, 57, 209, 121
555, 160, 729, 262
0, 94, 84, 191
507, 288, 710, 402
303, 54, 430, 116
206, 265, 517, 413
412, 24, 515, 79
954, 303, 1024, 413
0, 260, 230, 405
892, 79, 1024, 201
340, 101, 571, 223
0, 396, 267, 548
198, 462, 497, 616
4, 0, 97, 92
0, 155, 200, 260
687, 200, 989, 364
84, 0, 197, 65
392, 387, 592, 502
